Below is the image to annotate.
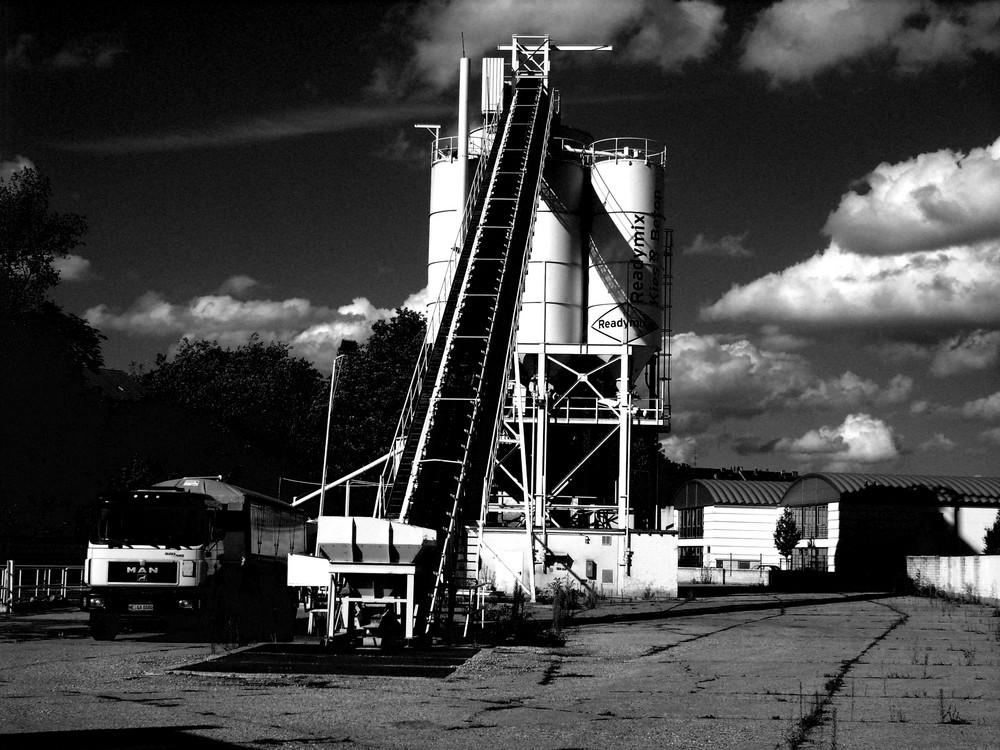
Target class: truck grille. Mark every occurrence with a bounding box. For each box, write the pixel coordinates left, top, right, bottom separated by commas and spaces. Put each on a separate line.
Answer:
107, 561, 178, 584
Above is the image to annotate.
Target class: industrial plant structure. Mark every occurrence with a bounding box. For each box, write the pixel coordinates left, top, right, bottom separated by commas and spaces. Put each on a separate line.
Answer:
291, 36, 675, 643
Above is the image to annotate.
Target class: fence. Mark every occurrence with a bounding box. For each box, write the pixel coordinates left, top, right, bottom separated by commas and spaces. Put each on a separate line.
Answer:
677, 567, 770, 586
1, 561, 87, 612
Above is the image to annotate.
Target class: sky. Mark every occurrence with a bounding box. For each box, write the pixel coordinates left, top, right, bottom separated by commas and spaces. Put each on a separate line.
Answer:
4, 0, 1000, 478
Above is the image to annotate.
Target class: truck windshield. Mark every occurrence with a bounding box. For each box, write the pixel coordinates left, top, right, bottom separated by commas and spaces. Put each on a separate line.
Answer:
94, 502, 212, 546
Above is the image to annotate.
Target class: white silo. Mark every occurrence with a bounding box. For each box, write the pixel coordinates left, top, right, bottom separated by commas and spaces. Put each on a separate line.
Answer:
517, 130, 590, 346
426, 134, 480, 326
586, 138, 667, 379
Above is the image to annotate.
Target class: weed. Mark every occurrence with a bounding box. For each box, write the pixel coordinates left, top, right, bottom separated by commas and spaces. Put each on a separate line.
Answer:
938, 689, 972, 725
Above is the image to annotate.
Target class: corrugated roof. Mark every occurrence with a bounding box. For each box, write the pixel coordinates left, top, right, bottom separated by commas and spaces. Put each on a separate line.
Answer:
672, 479, 792, 509
783, 473, 1000, 507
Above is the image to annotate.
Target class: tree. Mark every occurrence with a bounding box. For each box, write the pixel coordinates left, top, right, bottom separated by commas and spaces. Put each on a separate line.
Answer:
142, 335, 327, 478
984, 511, 1000, 554
1, 167, 105, 371
326, 307, 427, 478
773, 507, 801, 569
1, 167, 88, 315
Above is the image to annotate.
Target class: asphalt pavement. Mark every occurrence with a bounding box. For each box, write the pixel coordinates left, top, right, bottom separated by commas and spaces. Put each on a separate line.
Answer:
1, 592, 997, 749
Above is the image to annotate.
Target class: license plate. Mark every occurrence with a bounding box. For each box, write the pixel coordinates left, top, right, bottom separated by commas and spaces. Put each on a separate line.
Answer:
128, 603, 154, 612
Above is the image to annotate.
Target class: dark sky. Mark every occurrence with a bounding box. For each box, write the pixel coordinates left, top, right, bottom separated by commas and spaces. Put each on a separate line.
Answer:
4, 0, 1000, 476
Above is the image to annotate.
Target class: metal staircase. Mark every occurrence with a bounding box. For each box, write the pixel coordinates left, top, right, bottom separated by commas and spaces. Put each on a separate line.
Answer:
379, 77, 553, 635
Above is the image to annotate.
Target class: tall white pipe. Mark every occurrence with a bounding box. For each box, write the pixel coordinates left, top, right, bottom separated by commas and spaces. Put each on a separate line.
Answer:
458, 56, 469, 206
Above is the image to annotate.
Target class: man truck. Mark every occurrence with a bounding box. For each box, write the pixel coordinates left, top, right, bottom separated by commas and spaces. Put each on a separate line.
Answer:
82, 477, 308, 642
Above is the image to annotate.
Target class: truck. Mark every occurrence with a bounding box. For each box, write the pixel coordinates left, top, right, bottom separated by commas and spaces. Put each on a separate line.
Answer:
81, 477, 308, 642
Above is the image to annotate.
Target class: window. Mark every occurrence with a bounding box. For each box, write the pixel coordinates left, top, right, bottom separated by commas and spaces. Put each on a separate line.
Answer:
601, 535, 613, 546
601, 569, 614, 584
678, 546, 703, 567
791, 504, 828, 539
792, 547, 828, 571
678, 507, 704, 538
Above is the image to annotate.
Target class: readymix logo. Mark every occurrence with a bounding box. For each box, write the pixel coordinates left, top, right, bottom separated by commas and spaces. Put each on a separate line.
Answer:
591, 302, 658, 343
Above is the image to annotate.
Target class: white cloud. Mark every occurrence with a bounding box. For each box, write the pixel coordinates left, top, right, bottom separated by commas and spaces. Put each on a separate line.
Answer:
660, 434, 699, 465
703, 139, 1000, 335
981, 427, 1000, 447
775, 412, 901, 471
824, 138, 1000, 255
961, 392, 1000, 420
929, 329, 1000, 377
392, 0, 726, 94
670, 332, 916, 424
216, 275, 260, 297
742, 0, 1000, 86
798, 372, 913, 409
918, 433, 956, 452
700, 242, 1000, 331
682, 232, 752, 257
52, 254, 92, 282
0, 155, 34, 181
84, 286, 419, 366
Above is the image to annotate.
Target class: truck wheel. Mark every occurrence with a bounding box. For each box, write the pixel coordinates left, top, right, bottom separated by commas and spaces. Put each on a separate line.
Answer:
90, 612, 120, 641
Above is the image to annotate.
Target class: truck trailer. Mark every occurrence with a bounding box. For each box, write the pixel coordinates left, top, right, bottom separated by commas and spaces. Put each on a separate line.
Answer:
82, 477, 308, 642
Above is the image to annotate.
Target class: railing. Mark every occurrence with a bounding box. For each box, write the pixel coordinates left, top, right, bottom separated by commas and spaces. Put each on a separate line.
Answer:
588, 137, 666, 166
430, 135, 487, 164
1, 561, 86, 612
502, 394, 665, 423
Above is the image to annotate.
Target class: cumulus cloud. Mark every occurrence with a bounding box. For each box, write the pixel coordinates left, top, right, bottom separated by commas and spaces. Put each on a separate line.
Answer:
682, 232, 752, 257
824, 138, 1000, 255
775, 412, 901, 471
52, 254, 93, 282
0, 155, 34, 181
660, 434, 699, 465
703, 139, 1000, 334
797, 372, 913, 409
981, 427, 1000, 447
929, 329, 1000, 377
961, 392, 1000, 420
383, 0, 726, 95
216, 275, 260, 297
742, 0, 1000, 86
84, 285, 425, 366
700, 242, 1000, 332
918, 433, 956, 452
669, 332, 917, 425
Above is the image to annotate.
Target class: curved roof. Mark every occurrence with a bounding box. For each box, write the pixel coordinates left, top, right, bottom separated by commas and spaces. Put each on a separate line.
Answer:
672, 479, 792, 509
783, 473, 1000, 507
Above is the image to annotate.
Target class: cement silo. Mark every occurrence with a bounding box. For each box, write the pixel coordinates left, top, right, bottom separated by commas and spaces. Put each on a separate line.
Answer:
587, 138, 667, 381
517, 129, 590, 346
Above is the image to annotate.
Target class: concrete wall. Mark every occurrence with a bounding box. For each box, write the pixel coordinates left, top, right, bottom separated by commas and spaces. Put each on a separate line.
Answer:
477, 527, 677, 599
907, 555, 1000, 605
